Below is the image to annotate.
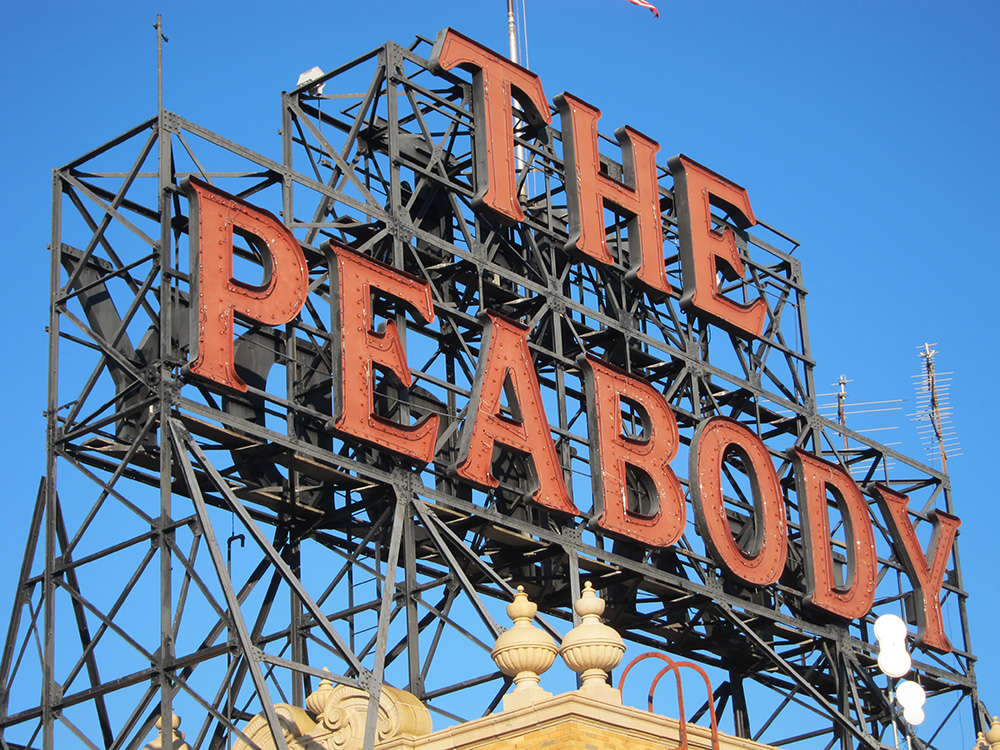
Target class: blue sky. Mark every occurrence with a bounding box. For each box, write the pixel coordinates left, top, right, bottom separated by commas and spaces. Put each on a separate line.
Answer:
1, 0, 997, 743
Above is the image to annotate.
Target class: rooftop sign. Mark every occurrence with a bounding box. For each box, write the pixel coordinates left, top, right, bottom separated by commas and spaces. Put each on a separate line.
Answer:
182, 28, 959, 652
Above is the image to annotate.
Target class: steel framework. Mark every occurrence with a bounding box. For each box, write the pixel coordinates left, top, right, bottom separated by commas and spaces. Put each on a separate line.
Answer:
0, 32, 984, 750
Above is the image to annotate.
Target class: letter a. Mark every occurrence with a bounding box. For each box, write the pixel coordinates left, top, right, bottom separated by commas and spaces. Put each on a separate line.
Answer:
455, 312, 577, 515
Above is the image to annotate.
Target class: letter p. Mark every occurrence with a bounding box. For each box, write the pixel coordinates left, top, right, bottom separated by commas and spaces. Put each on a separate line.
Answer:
184, 178, 308, 392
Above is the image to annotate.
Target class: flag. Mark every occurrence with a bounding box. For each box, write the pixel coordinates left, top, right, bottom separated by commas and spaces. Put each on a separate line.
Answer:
625, 0, 659, 17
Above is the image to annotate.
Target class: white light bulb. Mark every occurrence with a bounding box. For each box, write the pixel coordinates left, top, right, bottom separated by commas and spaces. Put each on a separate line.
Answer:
877, 646, 911, 678
903, 705, 925, 726
874, 614, 907, 644
896, 679, 926, 709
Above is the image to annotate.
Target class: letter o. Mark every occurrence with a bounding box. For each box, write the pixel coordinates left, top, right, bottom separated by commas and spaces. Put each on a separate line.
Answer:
690, 417, 787, 586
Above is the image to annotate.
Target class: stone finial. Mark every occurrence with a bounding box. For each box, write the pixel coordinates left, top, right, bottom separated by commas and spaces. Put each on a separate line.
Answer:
306, 668, 335, 718
491, 586, 558, 711
559, 581, 625, 705
986, 715, 1000, 748
144, 712, 191, 750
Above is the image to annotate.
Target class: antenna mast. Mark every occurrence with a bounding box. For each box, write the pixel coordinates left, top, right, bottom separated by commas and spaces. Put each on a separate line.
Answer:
819, 376, 901, 467
155, 15, 168, 114
836, 374, 849, 449
913, 343, 960, 473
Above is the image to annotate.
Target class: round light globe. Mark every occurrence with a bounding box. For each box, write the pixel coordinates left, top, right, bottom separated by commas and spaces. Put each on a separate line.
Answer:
896, 680, 926, 709
877, 646, 911, 678
874, 614, 907, 644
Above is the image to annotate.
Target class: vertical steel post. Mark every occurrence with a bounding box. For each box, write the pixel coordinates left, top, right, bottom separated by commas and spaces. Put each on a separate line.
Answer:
404, 514, 422, 698
155, 14, 175, 747
42, 167, 61, 750
281, 86, 308, 712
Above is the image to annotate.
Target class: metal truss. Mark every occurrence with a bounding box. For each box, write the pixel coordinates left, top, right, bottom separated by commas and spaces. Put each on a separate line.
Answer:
0, 32, 983, 750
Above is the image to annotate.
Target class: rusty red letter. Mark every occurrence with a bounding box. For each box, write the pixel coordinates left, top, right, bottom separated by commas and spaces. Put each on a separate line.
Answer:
455, 312, 577, 515
790, 449, 877, 620
185, 177, 307, 392
668, 155, 766, 337
691, 417, 787, 587
430, 28, 551, 223
326, 241, 439, 464
872, 484, 961, 652
556, 93, 671, 296
581, 357, 685, 547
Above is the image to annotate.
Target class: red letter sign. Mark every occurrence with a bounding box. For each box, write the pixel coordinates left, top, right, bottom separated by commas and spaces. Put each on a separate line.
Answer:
455, 312, 577, 515
556, 93, 671, 296
873, 485, 961, 652
326, 241, 439, 464
668, 155, 766, 338
581, 357, 685, 547
185, 178, 307, 392
430, 28, 551, 223
790, 449, 876, 620
691, 418, 787, 587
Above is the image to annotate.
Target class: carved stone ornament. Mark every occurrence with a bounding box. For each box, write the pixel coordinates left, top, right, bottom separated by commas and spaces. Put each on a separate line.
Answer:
232, 673, 431, 750
984, 716, 1000, 749
490, 585, 558, 711
144, 713, 191, 750
559, 581, 625, 704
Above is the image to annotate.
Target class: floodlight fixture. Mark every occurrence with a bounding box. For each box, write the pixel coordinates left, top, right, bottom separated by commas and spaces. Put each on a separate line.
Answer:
296, 66, 325, 95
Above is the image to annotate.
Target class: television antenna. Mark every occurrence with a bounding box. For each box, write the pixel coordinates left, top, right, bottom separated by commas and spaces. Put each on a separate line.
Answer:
817, 375, 903, 472
911, 343, 961, 473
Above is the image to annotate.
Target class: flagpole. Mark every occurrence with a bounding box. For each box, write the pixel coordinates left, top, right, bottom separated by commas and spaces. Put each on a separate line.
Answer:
506, 0, 527, 200
507, 0, 518, 64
